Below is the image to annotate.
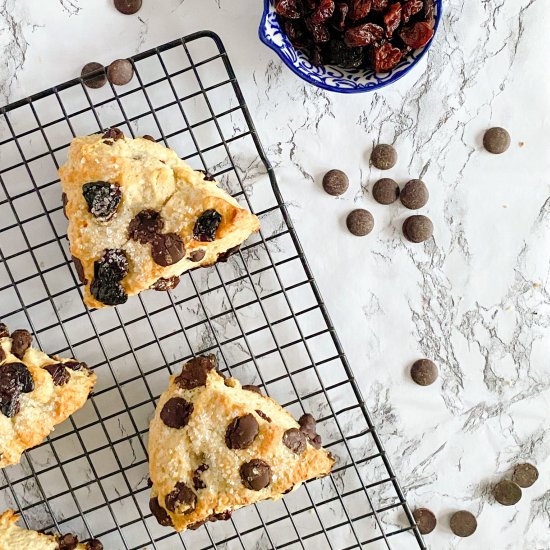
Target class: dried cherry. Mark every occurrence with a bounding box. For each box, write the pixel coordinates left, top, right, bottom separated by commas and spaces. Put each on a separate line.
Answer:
305, 19, 331, 43
349, 0, 372, 21
310, 0, 334, 24
400, 21, 434, 49
275, 0, 301, 19
402, 0, 423, 23
424, 0, 435, 25
371, 0, 389, 11
332, 3, 349, 31
383, 3, 402, 37
345, 23, 384, 47
193, 209, 222, 242
371, 42, 402, 72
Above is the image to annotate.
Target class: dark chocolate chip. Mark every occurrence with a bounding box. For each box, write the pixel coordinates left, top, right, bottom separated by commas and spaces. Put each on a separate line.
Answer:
10, 329, 32, 359
164, 481, 197, 514
188, 510, 232, 530
62, 192, 68, 218
149, 496, 173, 527
193, 463, 209, 491
240, 459, 272, 491
283, 428, 307, 454
151, 233, 185, 266
84, 539, 103, 550
371, 144, 397, 170
372, 178, 400, 204
322, 169, 349, 196
0, 324, 8, 338
175, 355, 216, 390
410, 359, 438, 386
449, 510, 477, 538
0, 349, 5, 363
403, 215, 433, 243
189, 249, 206, 263
255, 410, 271, 423
128, 209, 164, 244
512, 463, 539, 488
102, 128, 124, 141
44, 363, 70, 386
483, 127, 510, 154
81, 62, 106, 89
72, 255, 87, 284
493, 480, 522, 506
160, 397, 194, 429
242, 384, 261, 395
299, 413, 322, 448
64, 361, 90, 373
107, 59, 134, 86
114, 0, 142, 15
346, 209, 374, 236
413, 508, 437, 535
142, 134, 155, 142
150, 276, 180, 291
58, 533, 79, 550
198, 169, 216, 182
225, 414, 259, 450
217, 245, 240, 263
400, 179, 429, 210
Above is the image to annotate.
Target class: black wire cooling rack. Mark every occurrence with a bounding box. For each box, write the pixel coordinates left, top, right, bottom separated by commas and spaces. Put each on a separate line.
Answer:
0, 32, 426, 550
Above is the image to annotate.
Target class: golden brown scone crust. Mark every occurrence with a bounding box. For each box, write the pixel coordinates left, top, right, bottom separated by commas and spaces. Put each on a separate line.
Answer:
148, 357, 334, 532
0, 335, 96, 469
0, 510, 96, 549
58, 133, 260, 308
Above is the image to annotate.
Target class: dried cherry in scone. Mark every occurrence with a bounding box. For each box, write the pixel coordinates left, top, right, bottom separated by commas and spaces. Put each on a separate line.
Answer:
0, 362, 35, 418
193, 209, 222, 242
82, 181, 122, 220
95, 249, 129, 282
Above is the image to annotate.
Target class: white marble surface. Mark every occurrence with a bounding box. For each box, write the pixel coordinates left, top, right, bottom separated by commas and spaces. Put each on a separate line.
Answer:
0, 0, 549, 549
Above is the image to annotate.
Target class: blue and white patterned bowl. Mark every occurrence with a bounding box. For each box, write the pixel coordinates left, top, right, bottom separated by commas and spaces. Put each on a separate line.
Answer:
258, 0, 442, 93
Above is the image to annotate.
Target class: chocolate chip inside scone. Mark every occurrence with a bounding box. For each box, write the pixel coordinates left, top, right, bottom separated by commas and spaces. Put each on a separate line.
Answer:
151, 233, 185, 266
85, 539, 103, 550
0, 349, 5, 363
72, 255, 87, 284
150, 276, 180, 291
197, 169, 216, 182
0, 323, 9, 338
82, 181, 122, 220
149, 496, 173, 526
225, 414, 260, 449
283, 428, 307, 454
217, 245, 241, 263
255, 409, 271, 422
62, 192, 68, 218
175, 355, 216, 390
193, 209, 222, 242
165, 482, 197, 514
189, 249, 206, 262
58, 533, 79, 550
102, 127, 124, 141
0, 362, 35, 418
128, 209, 164, 244
187, 510, 232, 531
299, 413, 322, 449
160, 397, 194, 429
10, 329, 32, 359
193, 464, 209, 490
240, 459, 272, 491
44, 363, 70, 386
242, 384, 261, 395
142, 134, 155, 142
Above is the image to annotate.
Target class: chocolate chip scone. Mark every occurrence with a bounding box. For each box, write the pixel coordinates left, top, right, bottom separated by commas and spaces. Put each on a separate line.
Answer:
0, 510, 102, 549
58, 129, 260, 308
148, 356, 335, 531
0, 324, 96, 468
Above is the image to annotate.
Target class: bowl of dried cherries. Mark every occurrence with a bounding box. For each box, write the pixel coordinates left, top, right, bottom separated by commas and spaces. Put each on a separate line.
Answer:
259, 0, 441, 93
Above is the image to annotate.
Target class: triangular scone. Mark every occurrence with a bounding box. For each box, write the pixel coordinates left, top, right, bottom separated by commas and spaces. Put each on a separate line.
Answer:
0, 324, 96, 468
58, 129, 260, 308
0, 510, 102, 549
148, 356, 335, 532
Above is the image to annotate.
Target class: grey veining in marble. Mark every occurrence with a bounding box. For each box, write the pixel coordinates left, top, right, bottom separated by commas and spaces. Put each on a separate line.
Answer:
0, 0, 548, 549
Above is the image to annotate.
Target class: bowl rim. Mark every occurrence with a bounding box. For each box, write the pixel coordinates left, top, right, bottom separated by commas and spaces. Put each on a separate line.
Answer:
258, 0, 443, 94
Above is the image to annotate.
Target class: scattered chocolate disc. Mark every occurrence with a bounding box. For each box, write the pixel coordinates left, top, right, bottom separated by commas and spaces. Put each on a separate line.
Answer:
400, 179, 429, 210
483, 127, 510, 154
240, 459, 272, 491
372, 178, 399, 204
493, 480, 522, 506
225, 414, 259, 450
81, 62, 106, 89
114, 0, 142, 14
371, 144, 397, 170
189, 249, 206, 263
346, 209, 374, 236
412, 508, 437, 535
107, 59, 134, 86
512, 463, 539, 488
403, 215, 433, 243
410, 359, 438, 386
450, 511, 477, 538
322, 169, 349, 196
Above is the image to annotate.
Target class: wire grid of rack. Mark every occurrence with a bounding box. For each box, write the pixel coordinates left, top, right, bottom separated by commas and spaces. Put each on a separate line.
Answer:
0, 32, 425, 550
